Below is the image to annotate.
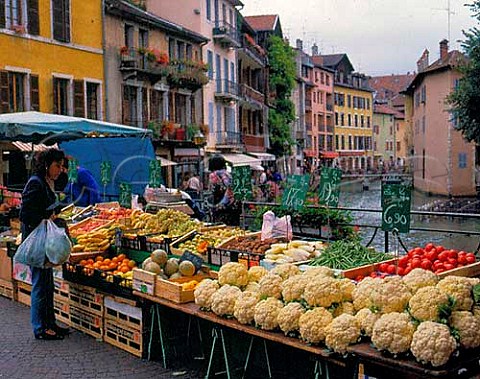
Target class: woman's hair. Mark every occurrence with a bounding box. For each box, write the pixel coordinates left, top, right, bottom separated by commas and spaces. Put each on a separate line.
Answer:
208, 154, 226, 172
32, 148, 66, 177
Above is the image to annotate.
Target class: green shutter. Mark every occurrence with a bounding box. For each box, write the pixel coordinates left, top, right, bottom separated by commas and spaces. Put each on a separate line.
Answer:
27, 0, 39, 35
30, 75, 39, 111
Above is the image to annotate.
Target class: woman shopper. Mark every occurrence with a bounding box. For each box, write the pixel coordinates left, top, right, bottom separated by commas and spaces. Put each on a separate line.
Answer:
19, 148, 69, 340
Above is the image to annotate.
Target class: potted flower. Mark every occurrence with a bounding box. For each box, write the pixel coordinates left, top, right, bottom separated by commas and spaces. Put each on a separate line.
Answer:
119, 46, 129, 55
161, 120, 175, 139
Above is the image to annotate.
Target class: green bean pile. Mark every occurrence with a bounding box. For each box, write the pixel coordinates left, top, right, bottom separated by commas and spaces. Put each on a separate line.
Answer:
309, 240, 392, 270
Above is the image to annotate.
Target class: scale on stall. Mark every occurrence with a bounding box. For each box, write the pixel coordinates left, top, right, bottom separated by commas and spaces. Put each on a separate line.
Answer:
144, 191, 194, 216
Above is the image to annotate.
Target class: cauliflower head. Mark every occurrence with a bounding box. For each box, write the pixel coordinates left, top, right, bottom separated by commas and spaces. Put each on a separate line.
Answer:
282, 275, 309, 303
353, 277, 381, 311
302, 266, 334, 278
218, 262, 248, 288
402, 268, 439, 294
244, 282, 260, 293
194, 279, 219, 310
370, 275, 412, 314
303, 276, 343, 308
410, 321, 457, 367
299, 307, 333, 344
408, 286, 450, 322
271, 263, 300, 280
254, 297, 284, 330
259, 273, 284, 299
325, 314, 361, 354
331, 302, 355, 318
247, 266, 268, 283
233, 291, 261, 325
449, 311, 480, 349
355, 308, 381, 337
211, 284, 242, 317
277, 302, 306, 335
339, 278, 355, 302
371, 312, 415, 354
436, 276, 474, 311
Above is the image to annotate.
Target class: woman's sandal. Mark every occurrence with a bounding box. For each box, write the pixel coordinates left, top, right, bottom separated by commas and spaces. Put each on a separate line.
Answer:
34, 329, 64, 340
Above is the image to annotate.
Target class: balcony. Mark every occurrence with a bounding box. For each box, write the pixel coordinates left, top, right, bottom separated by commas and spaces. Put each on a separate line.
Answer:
213, 21, 240, 48
296, 130, 305, 140
119, 48, 168, 83
305, 121, 312, 131
305, 98, 312, 111
211, 131, 243, 148
239, 84, 265, 108
244, 134, 266, 153
239, 34, 266, 68
215, 79, 240, 102
167, 60, 209, 91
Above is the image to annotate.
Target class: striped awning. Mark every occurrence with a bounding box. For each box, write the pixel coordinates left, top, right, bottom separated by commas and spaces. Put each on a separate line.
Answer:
11, 141, 58, 152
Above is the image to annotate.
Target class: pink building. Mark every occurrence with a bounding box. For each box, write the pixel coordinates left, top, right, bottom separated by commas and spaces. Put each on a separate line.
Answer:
405, 40, 476, 196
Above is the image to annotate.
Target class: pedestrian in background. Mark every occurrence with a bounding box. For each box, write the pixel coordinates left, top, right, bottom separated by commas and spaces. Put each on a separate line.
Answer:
63, 162, 101, 207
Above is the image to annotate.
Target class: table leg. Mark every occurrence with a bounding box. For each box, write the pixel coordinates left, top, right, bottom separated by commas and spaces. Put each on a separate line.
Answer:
156, 304, 167, 368
187, 315, 205, 359
314, 360, 323, 379
242, 336, 254, 379
263, 339, 272, 379
147, 304, 167, 368
205, 327, 219, 378
220, 329, 231, 379
205, 327, 232, 379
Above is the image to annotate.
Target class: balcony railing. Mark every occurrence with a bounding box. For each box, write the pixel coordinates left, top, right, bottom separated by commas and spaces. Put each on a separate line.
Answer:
211, 131, 243, 147
326, 103, 334, 112
239, 84, 265, 105
240, 35, 266, 67
215, 79, 240, 102
213, 21, 240, 48
119, 48, 168, 82
296, 130, 305, 140
244, 134, 266, 152
167, 60, 209, 91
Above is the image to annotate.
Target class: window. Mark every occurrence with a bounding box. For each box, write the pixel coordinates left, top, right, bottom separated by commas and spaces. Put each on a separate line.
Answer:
0, 71, 30, 113
73, 80, 84, 117
340, 113, 344, 126
366, 98, 370, 110
354, 114, 358, 127
122, 85, 137, 126
215, 54, 221, 92
325, 74, 329, 86
421, 85, 426, 104
361, 115, 364, 127
52, 0, 70, 43
315, 72, 318, 83
125, 24, 134, 48
53, 77, 70, 115
335, 112, 338, 126
389, 125, 393, 135
206, 0, 211, 21
86, 82, 100, 120
207, 50, 213, 80
347, 95, 351, 108
320, 72, 324, 84
458, 153, 467, 169
348, 135, 352, 150
347, 114, 351, 126
341, 135, 345, 150
335, 135, 339, 150
5, 0, 23, 27
397, 141, 401, 152
186, 44, 193, 60
139, 29, 148, 49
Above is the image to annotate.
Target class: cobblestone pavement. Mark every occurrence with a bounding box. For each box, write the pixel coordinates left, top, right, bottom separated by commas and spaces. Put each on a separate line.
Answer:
0, 296, 201, 379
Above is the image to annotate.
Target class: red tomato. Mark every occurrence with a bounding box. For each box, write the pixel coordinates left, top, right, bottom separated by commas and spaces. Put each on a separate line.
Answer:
379, 273, 389, 279
435, 269, 445, 274
403, 267, 411, 275
425, 249, 438, 261
420, 260, 432, 270
458, 253, 467, 265
457, 264, 465, 268
447, 258, 458, 267
449, 250, 458, 259
436, 246, 445, 253
444, 263, 455, 271
370, 272, 378, 278
458, 251, 467, 256
466, 254, 476, 264
379, 263, 389, 272
397, 267, 405, 276
355, 275, 364, 282
438, 251, 449, 262
414, 247, 425, 256
387, 264, 397, 274
411, 258, 422, 269
398, 256, 409, 268
425, 243, 435, 252
433, 261, 445, 271
408, 249, 416, 258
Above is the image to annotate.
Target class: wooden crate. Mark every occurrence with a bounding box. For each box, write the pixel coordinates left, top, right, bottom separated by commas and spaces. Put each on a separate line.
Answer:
0, 278, 13, 299
155, 274, 208, 303
69, 304, 103, 339
54, 297, 71, 326
16, 281, 31, 306
169, 230, 197, 256
0, 247, 12, 281
132, 268, 156, 296
54, 279, 69, 302
438, 261, 480, 279
104, 296, 143, 331
68, 283, 104, 316
103, 318, 144, 358
69, 217, 113, 238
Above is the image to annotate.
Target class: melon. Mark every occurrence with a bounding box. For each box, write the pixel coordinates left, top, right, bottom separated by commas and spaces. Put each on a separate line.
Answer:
169, 272, 183, 280
144, 261, 162, 275
151, 249, 168, 267
179, 260, 196, 277
141, 257, 153, 269
164, 258, 179, 276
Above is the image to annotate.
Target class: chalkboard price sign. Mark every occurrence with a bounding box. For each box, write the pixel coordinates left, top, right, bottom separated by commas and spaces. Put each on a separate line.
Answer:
231, 165, 252, 201
148, 159, 162, 188
318, 167, 342, 207
281, 174, 310, 210
119, 182, 132, 209
67, 159, 78, 183
100, 161, 112, 186
381, 184, 412, 233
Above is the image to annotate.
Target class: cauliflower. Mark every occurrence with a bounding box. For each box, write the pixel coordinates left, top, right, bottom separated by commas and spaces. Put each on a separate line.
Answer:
233, 291, 261, 325
194, 279, 219, 310
218, 262, 248, 288
303, 276, 342, 308
211, 284, 242, 317
370, 276, 411, 314
331, 302, 355, 318
277, 302, 306, 335
449, 311, 480, 349
254, 297, 284, 330
355, 308, 381, 337
325, 314, 361, 354
247, 266, 267, 283
281, 275, 308, 303
244, 282, 260, 292
302, 266, 334, 278
259, 273, 284, 299
371, 312, 415, 354
352, 277, 381, 311
410, 321, 457, 367
408, 286, 451, 322
339, 278, 355, 301
436, 276, 474, 311
402, 268, 439, 294
271, 263, 300, 280
473, 305, 480, 319
299, 307, 333, 344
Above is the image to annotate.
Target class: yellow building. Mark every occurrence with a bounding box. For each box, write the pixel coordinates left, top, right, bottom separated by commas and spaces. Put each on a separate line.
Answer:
0, 1, 104, 119
321, 54, 374, 171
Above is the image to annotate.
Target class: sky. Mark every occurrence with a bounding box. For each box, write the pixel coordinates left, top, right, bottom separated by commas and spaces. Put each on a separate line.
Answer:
240, 0, 478, 76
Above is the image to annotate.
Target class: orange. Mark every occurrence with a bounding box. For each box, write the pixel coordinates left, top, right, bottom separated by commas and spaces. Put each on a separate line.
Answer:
87, 258, 94, 264
93, 262, 101, 269
108, 263, 117, 271
128, 260, 136, 269
100, 265, 109, 271
79, 259, 87, 266
112, 257, 118, 263
95, 256, 104, 262
117, 253, 126, 261
103, 258, 111, 265
122, 258, 130, 266
120, 266, 129, 274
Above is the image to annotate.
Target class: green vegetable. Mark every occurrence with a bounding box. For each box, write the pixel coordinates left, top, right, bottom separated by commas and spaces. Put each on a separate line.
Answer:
309, 240, 392, 270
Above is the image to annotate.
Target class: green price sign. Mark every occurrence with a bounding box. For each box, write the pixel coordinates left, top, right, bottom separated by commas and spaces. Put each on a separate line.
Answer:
67, 159, 78, 183
281, 174, 310, 210
381, 183, 412, 233
148, 159, 162, 188
318, 167, 342, 207
100, 161, 112, 186
119, 182, 132, 208
231, 165, 252, 201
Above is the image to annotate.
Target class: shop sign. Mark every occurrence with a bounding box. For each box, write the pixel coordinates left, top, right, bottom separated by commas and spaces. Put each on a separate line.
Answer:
119, 182, 132, 209
281, 174, 310, 210
381, 183, 412, 233
231, 165, 252, 201
318, 167, 342, 207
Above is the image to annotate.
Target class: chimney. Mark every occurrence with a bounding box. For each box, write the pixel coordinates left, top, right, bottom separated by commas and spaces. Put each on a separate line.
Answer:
440, 39, 449, 61
311, 43, 319, 56
416, 49, 429, 72
296, 39, 303, 51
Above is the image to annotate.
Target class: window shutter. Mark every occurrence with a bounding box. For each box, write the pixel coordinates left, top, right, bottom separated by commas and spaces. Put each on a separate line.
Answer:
151, 90, 159, 121
73, 80, 84, 117
122, 85, 130, 125
64, 0, 70, 42
0, 0, 5, 29
27, 0, 39, 35
52, 77, 58, 113
0, 71, 10, 113
53, 0, 69, 42
142, 87, 148, 128
30, 75, 39, 111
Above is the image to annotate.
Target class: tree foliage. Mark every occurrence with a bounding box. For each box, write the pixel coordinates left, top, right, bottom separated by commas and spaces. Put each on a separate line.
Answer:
267, 36, 296, 156
448, 1, 480, 144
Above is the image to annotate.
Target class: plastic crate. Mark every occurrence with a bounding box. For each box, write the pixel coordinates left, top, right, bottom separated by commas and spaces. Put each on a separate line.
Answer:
144, 236, 172, 254
207, 246, 263, 268
121, 236, 146, 251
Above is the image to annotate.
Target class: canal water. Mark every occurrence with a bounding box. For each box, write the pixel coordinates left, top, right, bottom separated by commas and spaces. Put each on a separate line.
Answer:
338, 179, 480, 253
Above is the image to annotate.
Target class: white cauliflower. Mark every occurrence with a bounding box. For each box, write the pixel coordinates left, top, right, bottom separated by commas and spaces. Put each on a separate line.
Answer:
408, 286, 451, 322
410, 321, 457, 367
281, 275, 308, 303
339, 278, 355, 302
436, 276, 475, 311
325, 314, 361, 354
355, 308, 381, 337
449, 311, 480, 349
254, 297, 284, 330
211, 284, 242, 317
402, 268, 439, 294
302, 266, 334, 278
473, 305, 480, 319
331, 302, 355, 318
218, 262, 248, 288
353, 277, 381, 311
247, 266, 267, 283
244, 282, 260, 292
303, 276, 342, 308
259, 273, 284, 299
194, 279, 219, 310
370, 276, 412, 314
277, 302, 306, 335
371, 312, 415, 354
271, 263, 300, 280
233, 291, 261, 325
299, 307, 333, 344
